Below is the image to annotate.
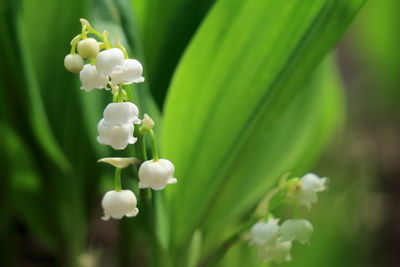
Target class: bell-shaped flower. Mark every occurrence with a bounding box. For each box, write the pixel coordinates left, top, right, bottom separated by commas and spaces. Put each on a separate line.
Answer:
77, 38, 99, 59
101, 190, 139, 220
269, 239, 292, 263
110, 59, 145, 85
138, 159, 177, 190
250, 219, 280, 246
281, 219, 313, 244
295, 173, 328, 208
64, 54, 84, 73
103, 102, 141, 125
95, 48, 124, 75
97, 119, 137, 150
80, 64, 108, 91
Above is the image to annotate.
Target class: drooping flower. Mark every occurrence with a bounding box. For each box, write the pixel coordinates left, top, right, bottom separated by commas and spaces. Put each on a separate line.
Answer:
79, 64, 108, 91
294, 173, 327, 208
77, 38, 99, 59
103, 102, 141, 125
64, 54, 84, 73
95, 48, 124, 75
97, 119, 136, 150
250, 219, 280, 246
101, 190, 139, 220
110, 59, 145, 85
138, 159, 177, 190
281, 219, 313, 244
269, 239, 292, 263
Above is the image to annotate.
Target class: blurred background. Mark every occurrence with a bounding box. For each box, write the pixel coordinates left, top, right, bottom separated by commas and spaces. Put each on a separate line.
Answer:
0, 0, 399, 266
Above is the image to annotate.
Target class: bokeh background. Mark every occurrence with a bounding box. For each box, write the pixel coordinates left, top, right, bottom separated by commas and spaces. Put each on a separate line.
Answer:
0, 0, 399, 266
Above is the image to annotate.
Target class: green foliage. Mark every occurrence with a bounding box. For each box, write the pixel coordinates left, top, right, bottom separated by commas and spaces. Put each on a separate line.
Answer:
0, 0, 366, 266
160, 0, 363, 261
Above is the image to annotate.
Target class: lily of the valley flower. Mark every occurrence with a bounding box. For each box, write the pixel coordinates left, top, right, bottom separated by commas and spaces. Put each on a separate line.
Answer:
138, 159, 177, 190
103, 102, 141, 125
77, 37, 99, 59
95, 48, 124, 75
250, 219, 280, 246
97, 119, 136, 150
294, 173, 328, 208
268, 239, 292, 263
101, 190, 139, 220
64, 54, 84, 73
110, 59, 145, 85
80, 64, 108, 91
281, 219, 313, 244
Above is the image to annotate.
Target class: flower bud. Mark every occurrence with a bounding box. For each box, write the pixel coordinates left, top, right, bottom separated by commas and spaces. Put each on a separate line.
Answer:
77, 38, 99, 58
281, 219, 313, 244
103, 102, 141, 125
97, 119, 137, 150
101, 190, 139, 220
95, 48, 124, 75
138, 159, 177, 190
141, 113, 155, 130
250, 219, 280, 246
64, 54, 84, 73
79, 64, 108, 91
110, 59, 145, 85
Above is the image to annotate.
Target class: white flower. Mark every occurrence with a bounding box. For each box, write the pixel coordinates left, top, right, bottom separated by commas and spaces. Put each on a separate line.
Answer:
110, 59, 145, 85
281, 219, 313, 244
138, 159, 177, 190
103, 102, 141, 125
269, 239, 292, 263
97, 119, 136, 150
250, 219, 280, 246
77, 38, 99, 59
95, 48, 124, 75
101, 190, 139, 220
79, 64, 109, 91
295, 173, 328, 208
64, 54, 84, 73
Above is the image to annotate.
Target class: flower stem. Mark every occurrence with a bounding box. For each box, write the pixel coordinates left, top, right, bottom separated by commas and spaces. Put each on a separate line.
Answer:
117, 85, 123, 102
70, 34, 82, 54
149, 130, 159, 161
114, 168, 122, 191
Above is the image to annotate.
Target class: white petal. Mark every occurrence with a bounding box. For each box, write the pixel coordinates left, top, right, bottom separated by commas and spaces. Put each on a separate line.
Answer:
95, 48, 124, 75
250, 219, 280, 246
270, 239, 292, 263
103, 102, 140, 125
80, 64, 108, 91
300, 173, 328, 192
97, 119, 136, 150
101, 190, 139, 220
138, 159, 176, 190
281, 219, 313, 244
110, 59, 144, 85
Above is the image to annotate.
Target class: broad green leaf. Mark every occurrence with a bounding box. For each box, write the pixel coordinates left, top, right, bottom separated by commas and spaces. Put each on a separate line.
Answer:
161, 0, 364, 258
131, 0, 216, 106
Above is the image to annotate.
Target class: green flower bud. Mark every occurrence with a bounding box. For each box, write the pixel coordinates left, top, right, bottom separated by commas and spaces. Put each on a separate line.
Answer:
64, 54, 84, 73
77, 38, 99, 59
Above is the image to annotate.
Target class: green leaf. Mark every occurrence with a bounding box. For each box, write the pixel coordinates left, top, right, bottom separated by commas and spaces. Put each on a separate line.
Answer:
131, 0, 216, 106
161, 0, 363, 259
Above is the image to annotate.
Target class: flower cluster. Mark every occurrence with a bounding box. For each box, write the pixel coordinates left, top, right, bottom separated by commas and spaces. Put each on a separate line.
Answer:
249, 173, 327, 263
64, 19, 177, 221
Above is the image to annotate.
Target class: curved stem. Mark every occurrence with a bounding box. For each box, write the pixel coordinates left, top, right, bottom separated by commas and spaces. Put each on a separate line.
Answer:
70, 34, 82, 55
117, 45, 129, 59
